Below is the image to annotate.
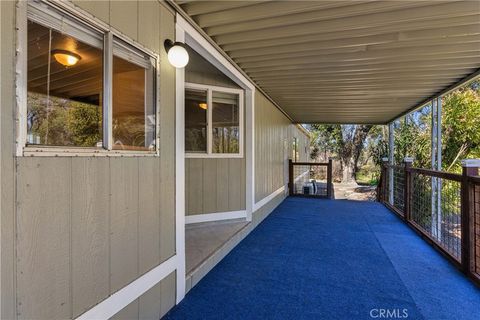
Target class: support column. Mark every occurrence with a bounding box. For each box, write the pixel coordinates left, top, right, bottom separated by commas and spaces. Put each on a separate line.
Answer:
381, 157, 389, 203
388, 123, 394, 205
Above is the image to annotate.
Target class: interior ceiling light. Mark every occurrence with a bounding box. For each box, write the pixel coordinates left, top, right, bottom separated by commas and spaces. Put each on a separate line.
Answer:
51, 49, 81, 66
164, 39, 189, 68
199, 102, 207, 110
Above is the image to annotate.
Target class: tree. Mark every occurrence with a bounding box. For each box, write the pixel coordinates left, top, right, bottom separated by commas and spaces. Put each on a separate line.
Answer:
367, 79, 480, 174
309, 124, 372, 184
442, 81, 480, 172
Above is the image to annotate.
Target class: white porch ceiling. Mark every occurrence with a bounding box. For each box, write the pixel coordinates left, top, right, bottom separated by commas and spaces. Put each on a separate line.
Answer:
174, 0, 480, 124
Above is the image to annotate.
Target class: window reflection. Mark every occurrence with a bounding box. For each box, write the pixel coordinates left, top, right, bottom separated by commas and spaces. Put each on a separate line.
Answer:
212, 91, 240, 154
27, 20, 103, 147
112, 52, 155, 151
185, 88, 208, 153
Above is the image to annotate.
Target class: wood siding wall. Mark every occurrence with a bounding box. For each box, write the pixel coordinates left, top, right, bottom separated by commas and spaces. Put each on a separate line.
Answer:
186, 158, 246, 215
185, 59, 246, 215
254, 92, 310, 203
1, 1, 176, 319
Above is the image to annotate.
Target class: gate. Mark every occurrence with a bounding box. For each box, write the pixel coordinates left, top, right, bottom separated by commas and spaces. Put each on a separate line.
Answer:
288, 159, 333, 199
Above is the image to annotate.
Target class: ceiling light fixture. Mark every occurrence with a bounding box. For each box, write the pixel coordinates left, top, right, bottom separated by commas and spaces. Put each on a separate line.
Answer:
51, 49, 81, 67
164, 39, 189, 68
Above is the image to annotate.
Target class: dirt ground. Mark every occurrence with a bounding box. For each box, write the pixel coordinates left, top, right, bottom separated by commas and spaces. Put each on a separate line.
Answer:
333, 183, 377, 201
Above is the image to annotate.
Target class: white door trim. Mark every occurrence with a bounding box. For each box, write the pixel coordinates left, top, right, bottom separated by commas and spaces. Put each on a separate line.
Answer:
175, 23, 186, 304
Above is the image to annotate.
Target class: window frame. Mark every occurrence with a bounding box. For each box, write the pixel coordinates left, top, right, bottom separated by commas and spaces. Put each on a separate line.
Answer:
185, 82, 244, 158
16, 0, 160, 157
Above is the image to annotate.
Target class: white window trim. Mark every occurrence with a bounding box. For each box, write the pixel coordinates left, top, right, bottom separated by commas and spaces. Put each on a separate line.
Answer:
15, 0, 160, 157
185, 82, 244, 159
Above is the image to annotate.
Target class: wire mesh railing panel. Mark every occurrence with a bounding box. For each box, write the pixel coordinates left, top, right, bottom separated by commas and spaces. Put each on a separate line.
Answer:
382, 167, 391, 203
292, 164, 329, 197
392, 166, 405, 213
411, 172, 462, 260
473, 182, 480, 279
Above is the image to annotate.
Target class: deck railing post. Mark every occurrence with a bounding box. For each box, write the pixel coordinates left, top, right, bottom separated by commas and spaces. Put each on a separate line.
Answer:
380, 158, 389, 203
288, 159, 294, 196
461, 159, 480, 274
403, 157, 413, 221
327, 158, 333, 199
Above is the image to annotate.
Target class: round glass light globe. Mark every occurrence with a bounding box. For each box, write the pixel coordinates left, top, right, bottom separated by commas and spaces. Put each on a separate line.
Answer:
168, 45, 189, 68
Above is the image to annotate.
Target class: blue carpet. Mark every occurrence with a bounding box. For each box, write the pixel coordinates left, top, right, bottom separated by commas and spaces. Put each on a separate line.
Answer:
165, 198, 480, 320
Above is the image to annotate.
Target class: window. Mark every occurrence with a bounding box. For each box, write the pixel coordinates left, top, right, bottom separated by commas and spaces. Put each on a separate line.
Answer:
21, 2, 157, 154
292, 137, 299, 162
212, 91, 240, 154
185, 83, 243, 157
112, 39, 155, 151
27, 20, 103, 147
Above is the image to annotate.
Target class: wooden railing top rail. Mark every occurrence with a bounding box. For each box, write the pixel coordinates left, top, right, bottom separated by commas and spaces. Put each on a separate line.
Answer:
384, 164, 404, 170
408, 167, 462, 182
468, 175, 480, 184
292, 161, 329, 166
384, 163, 479, 182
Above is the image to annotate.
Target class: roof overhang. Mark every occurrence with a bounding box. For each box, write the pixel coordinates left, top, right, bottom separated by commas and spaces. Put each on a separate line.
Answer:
171, 0, 480, 124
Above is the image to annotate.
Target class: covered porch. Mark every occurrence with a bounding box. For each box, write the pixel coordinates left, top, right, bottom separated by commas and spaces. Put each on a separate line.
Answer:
169, 197, 480, 319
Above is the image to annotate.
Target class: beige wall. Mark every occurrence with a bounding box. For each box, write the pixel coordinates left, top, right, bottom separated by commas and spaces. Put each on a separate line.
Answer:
1, 1, 310, 319
1, 1, 176, 319
184, 56, 246, 215
254, 92, 310, 203
186, 158, 246, 215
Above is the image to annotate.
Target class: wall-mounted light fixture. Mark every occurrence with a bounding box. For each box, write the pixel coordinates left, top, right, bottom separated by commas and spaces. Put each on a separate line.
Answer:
51, 49, 81, 66
164, 39, 189, 68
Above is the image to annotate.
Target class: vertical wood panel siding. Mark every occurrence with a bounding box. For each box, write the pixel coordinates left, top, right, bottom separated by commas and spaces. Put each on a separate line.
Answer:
254, 92, 290, 202
16, 158, 72, 319
184, 58, 246, 215
1, 1, 177, 319
71, 158, 110, 317
254, 92, 310, 203
1, 1, 17, 319
185, 158, 246, 215
159, 5, 176, 263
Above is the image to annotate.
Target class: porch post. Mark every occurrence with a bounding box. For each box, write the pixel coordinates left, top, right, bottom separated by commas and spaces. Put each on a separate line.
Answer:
288, 159, 294, 196
381, 157, 389, 203
327, 158, 333, 199
388, 123, 394, 205
461, 159, 480, 274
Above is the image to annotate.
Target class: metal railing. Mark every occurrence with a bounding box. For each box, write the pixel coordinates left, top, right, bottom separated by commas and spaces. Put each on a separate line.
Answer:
288, 159, 333, 199
469, 176, 480, 281
378, 159, 480, 285
392, 165, 406, 215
